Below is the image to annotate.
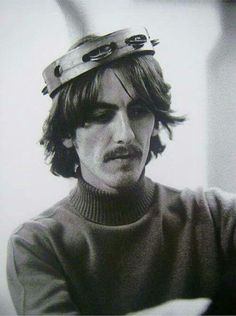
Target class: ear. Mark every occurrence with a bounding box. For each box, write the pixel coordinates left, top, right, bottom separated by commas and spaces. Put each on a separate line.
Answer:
62, 138, 73, 148
151, 127, 159, 137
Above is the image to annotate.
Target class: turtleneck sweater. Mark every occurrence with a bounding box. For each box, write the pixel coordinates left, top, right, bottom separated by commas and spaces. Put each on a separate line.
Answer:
70, 174, 155, 226
7, 177, 236, 315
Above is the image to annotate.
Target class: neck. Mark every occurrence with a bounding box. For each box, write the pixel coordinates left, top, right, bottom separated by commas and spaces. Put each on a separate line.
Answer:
77, 166, 145, 194
69, 173, 156, 226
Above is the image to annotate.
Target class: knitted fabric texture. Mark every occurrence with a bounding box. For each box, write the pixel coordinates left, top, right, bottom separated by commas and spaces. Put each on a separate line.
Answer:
7, 177, 236, 315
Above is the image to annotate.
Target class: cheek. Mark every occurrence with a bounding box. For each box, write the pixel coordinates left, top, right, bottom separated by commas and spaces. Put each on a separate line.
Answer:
74, 126, 110, 159
74, 130, 91, 158
134, 116, 155, 145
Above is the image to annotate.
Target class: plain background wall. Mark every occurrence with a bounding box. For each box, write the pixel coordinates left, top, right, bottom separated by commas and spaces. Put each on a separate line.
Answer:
0, 1, 235, 314
207, 1, 236, 192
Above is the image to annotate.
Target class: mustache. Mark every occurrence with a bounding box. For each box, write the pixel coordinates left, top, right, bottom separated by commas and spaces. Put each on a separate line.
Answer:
103, 145, 142, 162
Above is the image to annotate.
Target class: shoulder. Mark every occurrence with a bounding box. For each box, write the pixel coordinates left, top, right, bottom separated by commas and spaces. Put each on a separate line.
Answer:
181, 186, 236, 222
152, 180, 236, 223
9, 194, 76, 246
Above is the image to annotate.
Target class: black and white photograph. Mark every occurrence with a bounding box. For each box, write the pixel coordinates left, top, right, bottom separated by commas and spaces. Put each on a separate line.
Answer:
1, 0, 236, 314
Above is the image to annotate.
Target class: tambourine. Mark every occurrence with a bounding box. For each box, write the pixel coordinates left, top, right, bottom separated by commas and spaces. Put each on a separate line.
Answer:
42, 27, 159, 97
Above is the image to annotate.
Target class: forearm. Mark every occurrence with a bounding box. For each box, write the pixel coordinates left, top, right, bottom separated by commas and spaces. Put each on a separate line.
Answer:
128, 298, 211, 316
7, 233, 79, 315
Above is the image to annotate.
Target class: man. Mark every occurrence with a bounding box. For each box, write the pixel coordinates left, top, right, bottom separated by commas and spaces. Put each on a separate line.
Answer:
7, 28, 236, 315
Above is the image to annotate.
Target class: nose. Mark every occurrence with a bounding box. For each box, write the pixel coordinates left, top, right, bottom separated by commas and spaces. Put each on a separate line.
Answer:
112, 111, 135, 144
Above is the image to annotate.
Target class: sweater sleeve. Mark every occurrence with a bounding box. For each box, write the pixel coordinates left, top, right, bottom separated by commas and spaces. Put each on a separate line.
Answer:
7, 222, 79, 315
200, 188, 236, 314
204, 188, 236, 258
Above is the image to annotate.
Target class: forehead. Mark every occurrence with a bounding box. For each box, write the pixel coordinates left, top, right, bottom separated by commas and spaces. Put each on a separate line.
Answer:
97, 69, 136, 105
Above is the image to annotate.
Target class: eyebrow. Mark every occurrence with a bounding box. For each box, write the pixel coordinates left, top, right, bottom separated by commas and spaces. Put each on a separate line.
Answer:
90, 98, 144, 110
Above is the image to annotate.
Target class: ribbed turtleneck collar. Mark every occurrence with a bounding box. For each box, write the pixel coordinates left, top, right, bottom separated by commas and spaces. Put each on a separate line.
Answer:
69, 175, 156, 226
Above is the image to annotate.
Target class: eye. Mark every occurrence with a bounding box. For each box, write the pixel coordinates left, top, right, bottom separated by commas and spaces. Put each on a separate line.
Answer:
84, 109, 115, 125
128, 104, 151, 120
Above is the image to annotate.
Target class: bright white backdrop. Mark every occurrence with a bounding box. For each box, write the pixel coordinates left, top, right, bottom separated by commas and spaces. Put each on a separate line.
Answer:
1, 1, 234, 314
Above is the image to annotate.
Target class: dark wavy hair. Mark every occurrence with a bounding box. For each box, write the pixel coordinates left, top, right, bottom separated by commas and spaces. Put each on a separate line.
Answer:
40, 39, 185, 178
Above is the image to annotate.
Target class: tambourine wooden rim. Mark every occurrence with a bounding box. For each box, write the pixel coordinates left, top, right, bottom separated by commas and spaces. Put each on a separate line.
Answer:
42, 27, 159, 97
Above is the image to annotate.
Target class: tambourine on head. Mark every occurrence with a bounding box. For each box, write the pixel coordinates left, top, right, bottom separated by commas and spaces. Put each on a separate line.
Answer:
42, 27, 159, 97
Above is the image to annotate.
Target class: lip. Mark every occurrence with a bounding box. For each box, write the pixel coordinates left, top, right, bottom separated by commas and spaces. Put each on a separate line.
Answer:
108, 154, 136, 161
103, 145, 142, 163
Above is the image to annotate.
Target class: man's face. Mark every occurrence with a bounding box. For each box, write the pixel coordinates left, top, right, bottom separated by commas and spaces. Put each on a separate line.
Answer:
73, 69, 157, 193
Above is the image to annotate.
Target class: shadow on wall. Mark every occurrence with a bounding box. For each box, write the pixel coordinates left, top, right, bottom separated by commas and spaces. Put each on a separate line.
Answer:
56, 0, 89, 42
207, 0, 236, 193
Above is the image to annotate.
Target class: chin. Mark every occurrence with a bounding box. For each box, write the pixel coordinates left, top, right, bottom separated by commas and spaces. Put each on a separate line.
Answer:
108, 172, 140, 190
